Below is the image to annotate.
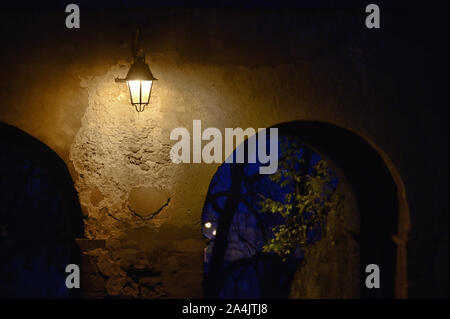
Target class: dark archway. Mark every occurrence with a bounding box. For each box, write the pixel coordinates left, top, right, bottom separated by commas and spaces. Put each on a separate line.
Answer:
0, 122, 83, 298
202, 121, 404, 299
277, 121, 400, 298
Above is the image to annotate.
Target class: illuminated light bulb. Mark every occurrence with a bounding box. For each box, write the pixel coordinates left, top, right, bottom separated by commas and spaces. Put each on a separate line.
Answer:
204, 222, 212, 229
212, 230, 216, 236
127, 80, 153, 112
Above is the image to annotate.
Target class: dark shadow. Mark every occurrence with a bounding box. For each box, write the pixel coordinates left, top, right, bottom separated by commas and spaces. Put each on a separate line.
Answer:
0, 122, 83, 298
276, 121, 398, 298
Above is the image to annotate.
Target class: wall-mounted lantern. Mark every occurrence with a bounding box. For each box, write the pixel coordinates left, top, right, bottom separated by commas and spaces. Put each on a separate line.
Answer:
116, 28, 157, 112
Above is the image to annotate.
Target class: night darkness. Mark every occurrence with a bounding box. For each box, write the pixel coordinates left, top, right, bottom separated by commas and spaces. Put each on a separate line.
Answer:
0, 0, 448, 309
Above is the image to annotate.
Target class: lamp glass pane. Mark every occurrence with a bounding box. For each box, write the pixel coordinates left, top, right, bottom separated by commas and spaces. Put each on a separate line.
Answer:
127, 80, 141, 105
141, 80, 152, 104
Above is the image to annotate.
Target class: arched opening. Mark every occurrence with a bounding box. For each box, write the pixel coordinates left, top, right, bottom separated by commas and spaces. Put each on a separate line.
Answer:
0, 122, 83, 298
202, 121, 408, 299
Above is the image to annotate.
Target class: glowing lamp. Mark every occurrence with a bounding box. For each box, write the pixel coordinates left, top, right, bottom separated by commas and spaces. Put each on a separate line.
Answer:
116, 29, 157, 112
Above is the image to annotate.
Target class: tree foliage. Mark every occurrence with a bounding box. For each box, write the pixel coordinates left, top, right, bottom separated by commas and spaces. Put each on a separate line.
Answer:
260, 139, 344, 260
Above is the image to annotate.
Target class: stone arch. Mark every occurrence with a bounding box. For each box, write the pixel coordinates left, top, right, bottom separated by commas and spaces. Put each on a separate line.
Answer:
201, 120, 409, 299
0, 122, 83, 298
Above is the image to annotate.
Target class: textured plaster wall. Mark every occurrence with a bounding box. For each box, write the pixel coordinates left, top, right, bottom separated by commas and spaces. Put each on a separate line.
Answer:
0, 7, 447, 297
69, 62, 215, 297
70, 65, 174, 237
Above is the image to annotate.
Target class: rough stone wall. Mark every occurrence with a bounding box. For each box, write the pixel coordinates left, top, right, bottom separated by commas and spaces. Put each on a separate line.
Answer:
70, 65, 174, 238
69, 66, 173, 297
69, 62, 220, 297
